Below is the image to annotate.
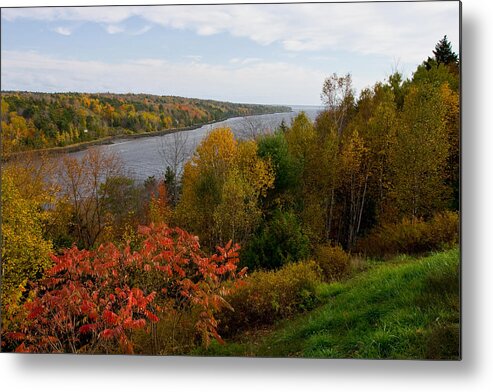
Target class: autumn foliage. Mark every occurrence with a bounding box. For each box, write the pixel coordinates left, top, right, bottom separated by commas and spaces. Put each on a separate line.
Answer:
355, 211, 459, 258
218, 261, 320, 336
1, 92, 289, 155
4, 224, 244, 354
1, 37, 460, 356
177, 128, 274, 249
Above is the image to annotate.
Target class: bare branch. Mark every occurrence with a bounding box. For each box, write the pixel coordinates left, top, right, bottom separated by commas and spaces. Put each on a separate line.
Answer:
157, 131, 191, 180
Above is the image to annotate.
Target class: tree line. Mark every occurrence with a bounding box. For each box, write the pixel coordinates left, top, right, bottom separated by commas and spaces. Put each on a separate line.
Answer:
173, 35, 459, 265
0, 91, 290, 155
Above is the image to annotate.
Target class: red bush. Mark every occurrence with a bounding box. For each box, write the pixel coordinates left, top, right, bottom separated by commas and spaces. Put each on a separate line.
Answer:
6, 224, 244, 354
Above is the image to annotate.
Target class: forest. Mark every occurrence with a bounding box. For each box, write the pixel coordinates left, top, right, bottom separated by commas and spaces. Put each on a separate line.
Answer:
0, 36, 460, 358
0, 91, 290, 155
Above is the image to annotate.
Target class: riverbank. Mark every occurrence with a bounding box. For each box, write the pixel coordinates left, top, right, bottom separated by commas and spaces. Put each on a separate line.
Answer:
6, 109, 293, 160
8, 124, 207, 158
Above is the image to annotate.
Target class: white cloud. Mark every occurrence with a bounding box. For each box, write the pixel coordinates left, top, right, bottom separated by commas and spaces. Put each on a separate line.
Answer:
131, 25, 152, 36
105, 24, 124, 34
1, 6, 136, 24
129, 58, 167, 67
1, 2, 460, 63
229, 57, 261, 66
0, 50, 327, 105
53, 26, 72, 36
1, 2, 459, 103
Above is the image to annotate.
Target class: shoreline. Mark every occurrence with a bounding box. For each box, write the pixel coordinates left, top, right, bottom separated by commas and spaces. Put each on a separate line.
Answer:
6, 109, 293, 159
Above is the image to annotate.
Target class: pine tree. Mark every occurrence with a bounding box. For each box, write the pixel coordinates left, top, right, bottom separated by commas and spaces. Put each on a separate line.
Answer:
164, 165, 178, 205
425, 35, 459, 70
433, 35, 459, 65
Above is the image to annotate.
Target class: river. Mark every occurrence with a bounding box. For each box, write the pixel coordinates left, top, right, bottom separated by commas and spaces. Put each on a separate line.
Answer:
68, 105, 323, 182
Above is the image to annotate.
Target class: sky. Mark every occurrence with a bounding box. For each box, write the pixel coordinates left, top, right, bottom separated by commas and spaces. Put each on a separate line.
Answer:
1, 1, 460, 105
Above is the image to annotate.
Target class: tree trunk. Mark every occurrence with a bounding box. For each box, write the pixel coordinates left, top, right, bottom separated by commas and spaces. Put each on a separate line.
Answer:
356, 173, 369, 240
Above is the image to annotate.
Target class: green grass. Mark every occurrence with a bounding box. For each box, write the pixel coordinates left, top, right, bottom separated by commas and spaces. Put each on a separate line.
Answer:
198, 248, 460, 359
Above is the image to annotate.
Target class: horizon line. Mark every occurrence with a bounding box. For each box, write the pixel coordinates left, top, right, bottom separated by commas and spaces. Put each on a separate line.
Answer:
1, 89, 324, 108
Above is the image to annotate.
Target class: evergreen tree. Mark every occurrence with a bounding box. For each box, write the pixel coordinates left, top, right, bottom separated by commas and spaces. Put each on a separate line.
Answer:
425, 35, 459, 70
433, 35, 459, 65
164, 166, 178, 206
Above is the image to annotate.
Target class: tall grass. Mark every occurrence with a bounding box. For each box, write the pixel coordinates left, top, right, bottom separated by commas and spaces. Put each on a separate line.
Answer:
201, 248, 460, 359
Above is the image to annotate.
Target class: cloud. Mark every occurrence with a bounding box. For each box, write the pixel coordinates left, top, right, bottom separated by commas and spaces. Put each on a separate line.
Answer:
131, 25, 152, 36
1, 50, 327, 105
1, 2, 459, 63
229, 57, 262, 66
105, 24, 124, 34
1, 6, 136, 24
53, 26, 72, 36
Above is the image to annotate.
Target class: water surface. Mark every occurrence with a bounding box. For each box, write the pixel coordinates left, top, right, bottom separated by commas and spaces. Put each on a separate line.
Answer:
69, 106, 323, 182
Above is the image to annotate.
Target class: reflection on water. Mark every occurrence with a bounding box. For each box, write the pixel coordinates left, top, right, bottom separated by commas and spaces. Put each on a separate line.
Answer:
68, 106, 323, 182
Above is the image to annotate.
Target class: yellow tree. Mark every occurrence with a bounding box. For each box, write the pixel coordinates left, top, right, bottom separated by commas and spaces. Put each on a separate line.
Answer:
346, 83, 398, 228
310, 81, 398, 246
1, 162, 55, 332
213, 168, 261, 245
364, 85, 398, 223
177, 128, 273, 249
177, 128, 238, 247
285, 112, 317, 162
340, 129, 369, 247
214, 141, 274, 244
1, 112, 30, 155
235, 140, 274, 199
391, 83, 450, 219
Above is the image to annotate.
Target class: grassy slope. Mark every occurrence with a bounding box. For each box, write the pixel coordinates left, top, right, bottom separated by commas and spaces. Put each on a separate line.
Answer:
200, 248, 460, 359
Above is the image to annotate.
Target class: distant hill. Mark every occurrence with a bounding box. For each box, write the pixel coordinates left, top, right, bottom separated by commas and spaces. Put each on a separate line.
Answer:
1, 91, 291, 154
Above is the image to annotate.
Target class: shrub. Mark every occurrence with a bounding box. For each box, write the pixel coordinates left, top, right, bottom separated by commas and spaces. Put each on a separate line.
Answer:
218, 260, 321, 337
4, 224, 244, 354
241, 210, 310, 270
424, 211, 460, 249
132, 310, 199, 355
315, 244, 351, 282
355, 211, 459, 258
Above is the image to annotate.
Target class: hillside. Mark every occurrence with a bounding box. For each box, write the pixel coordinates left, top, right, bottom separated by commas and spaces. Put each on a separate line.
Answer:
0, 91, 291, 154
200, 249, 460, 359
